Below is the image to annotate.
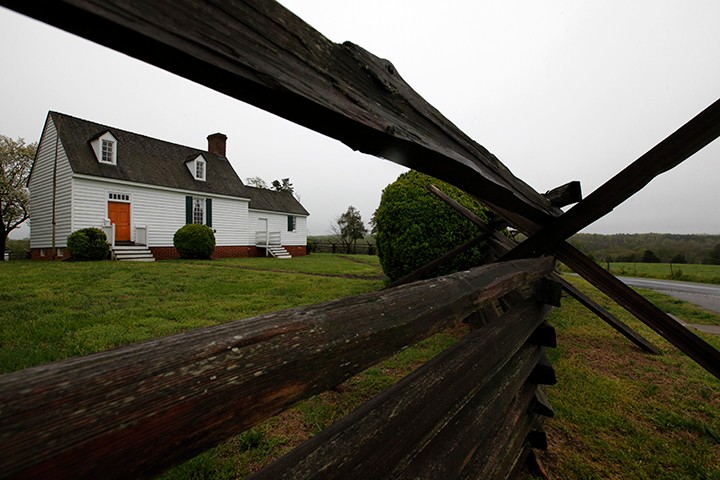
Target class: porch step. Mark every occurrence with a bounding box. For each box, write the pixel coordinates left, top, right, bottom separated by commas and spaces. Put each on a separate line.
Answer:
267, 246, 292, 259
112, 245, 155, 262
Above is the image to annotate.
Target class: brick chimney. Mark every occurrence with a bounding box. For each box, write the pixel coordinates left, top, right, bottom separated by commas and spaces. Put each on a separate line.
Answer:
207, 133, 227, 157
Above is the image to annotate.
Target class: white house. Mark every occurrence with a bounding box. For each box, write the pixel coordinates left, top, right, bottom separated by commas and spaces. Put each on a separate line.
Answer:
28, 111, 309, 260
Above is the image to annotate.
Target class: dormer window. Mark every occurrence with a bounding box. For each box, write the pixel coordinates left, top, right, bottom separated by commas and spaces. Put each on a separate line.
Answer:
195, 158, 206, 181
186, 154, 207, 181
90, 131, 118, 165
101, 139, 114, 163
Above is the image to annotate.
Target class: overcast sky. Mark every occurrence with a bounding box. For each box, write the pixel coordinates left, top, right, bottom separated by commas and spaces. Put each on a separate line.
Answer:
1, 1, 719, 238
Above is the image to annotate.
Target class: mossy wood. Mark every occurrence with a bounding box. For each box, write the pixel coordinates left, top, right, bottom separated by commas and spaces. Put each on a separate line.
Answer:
252, 297, 556, 479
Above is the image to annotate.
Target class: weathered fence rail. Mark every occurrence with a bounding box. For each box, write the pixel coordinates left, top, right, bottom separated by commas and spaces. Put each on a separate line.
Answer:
0, 257, 557, 479
4, 0, 717, 477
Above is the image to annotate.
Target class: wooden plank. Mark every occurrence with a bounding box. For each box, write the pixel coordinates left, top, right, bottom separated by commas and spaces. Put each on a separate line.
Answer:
502, 97, 720, 259
490, 199, 720, 379
543, 180, 582, 208
556, 242, 720, 379
0, 0, 556, 225
428, 184, 661, 355
553, 274, 660, 354
458, 382, 544, 480
251, 299, 552, 479
393, 347, 548, 480
0, 258, 554, 480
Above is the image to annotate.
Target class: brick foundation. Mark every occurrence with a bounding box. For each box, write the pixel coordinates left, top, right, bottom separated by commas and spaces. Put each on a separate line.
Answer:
213, 246, 262, 258
30, 245, 306, 261
150, 245, 305, 260
149, 247, 181, 260
30, 248, 70, 260
284, 245, 308, 257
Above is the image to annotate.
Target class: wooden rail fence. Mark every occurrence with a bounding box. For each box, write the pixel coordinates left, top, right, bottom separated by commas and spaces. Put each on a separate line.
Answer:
0, 257, 557, 479
310, 241, 376, 255
2, 0, 719, 477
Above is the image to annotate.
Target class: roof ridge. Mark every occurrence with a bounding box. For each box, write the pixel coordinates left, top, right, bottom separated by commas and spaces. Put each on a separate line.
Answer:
50, 110, 214, 156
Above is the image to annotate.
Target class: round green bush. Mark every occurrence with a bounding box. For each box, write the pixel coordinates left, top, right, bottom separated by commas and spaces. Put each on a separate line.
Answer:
374, 170, 490, 282
67, 227, 110, 261
173, 224, 216, 259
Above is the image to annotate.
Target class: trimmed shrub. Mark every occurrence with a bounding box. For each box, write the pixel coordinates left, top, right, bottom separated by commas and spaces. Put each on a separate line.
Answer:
173, 224, 216, 259
374, 170, 490, 282
67, 227, 110, 261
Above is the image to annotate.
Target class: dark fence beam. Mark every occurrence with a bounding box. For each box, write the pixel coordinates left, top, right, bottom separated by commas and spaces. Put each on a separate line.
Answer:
428, 184, 661, 356
556, 242, 720, 379
252, 298, 553, 479
543, 180, 582, 208
0, 0, 556, 225
0, 258, 554, 480
554, 274, 660, 354
503, 98, 720, 260
498, 200, 720, 378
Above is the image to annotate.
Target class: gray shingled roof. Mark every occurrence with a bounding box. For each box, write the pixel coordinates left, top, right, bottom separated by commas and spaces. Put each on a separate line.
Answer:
50, 111, 309, 216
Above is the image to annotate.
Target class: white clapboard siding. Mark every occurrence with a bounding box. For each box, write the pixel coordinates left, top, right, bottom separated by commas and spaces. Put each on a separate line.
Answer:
72, 177, 251, 247
212, 196, 250, 246
27, 116, 74, 248
249, 210, 308, 246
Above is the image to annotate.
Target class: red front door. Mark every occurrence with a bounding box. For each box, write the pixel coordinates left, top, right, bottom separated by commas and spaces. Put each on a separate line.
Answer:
108, 202, 131, 242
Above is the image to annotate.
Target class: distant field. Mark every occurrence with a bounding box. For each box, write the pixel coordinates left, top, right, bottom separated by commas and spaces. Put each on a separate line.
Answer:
605, 262, 720, 284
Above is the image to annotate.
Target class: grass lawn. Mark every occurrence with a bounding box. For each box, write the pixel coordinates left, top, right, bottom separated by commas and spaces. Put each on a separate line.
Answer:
1, 256, 719, 478
0, 254, 384, 373
543, 275, 720, 479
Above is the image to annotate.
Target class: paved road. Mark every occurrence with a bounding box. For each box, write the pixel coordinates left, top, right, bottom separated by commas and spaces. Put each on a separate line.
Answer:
617, 276, 720, 335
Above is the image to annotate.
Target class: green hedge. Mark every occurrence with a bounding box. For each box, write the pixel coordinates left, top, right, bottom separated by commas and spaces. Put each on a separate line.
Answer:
374, 171, 490, 282
173, 224, 216, 259
66, 227, 110, 261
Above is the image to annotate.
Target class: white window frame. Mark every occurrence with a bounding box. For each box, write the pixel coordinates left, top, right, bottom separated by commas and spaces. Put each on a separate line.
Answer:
108, 192, 131, 202
91, 131, 118, 165
193, 197, 205, 224
195, 158, 206, 181
101, 139, 114, 164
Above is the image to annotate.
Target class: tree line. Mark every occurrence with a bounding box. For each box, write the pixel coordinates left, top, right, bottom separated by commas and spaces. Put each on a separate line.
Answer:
569, 233, 720, 264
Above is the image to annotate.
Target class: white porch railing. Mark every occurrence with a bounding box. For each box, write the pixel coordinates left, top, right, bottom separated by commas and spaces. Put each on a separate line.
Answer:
255, 230, 281, 246
135, 225, 148, 246
102, 223, 116, 247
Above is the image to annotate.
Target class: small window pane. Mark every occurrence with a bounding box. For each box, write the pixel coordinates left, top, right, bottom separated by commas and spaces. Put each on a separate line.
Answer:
101, 140, 114, 163
195, 160, 205, 180
193, 198, 205, 224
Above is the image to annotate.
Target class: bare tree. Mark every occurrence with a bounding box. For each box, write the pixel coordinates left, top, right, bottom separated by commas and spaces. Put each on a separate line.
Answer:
0, 135, 36, 255
245, 176, 269, 189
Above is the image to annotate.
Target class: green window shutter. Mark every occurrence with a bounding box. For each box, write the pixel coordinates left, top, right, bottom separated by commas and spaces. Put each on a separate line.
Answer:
185, 196, 193, 224
287, 215, 293, 231
206, 198, 212, 227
